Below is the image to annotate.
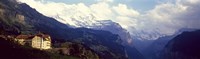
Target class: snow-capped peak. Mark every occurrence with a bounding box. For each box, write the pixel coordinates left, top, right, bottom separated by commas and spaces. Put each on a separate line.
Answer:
51, 13, 133, 44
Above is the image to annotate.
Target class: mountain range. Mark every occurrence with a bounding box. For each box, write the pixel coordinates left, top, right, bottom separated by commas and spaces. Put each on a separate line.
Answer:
0, 0, 143, 59
53, 10, 132, 45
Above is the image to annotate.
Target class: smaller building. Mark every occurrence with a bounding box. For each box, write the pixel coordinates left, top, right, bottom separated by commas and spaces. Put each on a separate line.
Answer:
15, 33, 51, 50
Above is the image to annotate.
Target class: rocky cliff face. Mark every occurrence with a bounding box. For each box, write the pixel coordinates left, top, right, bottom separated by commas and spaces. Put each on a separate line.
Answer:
90, 20, 132, 45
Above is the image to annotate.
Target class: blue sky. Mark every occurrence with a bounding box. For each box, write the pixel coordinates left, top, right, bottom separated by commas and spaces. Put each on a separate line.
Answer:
115, 0, 158, 11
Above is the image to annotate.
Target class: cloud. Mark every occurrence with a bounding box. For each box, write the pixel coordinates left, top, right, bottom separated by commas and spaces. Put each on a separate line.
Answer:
113, 4, 140, 17
18, 0, 200, 40
127, 0, 200, 40
90, 2, 113, 20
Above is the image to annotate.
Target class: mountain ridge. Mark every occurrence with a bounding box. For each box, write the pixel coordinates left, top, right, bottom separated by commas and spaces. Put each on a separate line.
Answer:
159, 30, 200, 59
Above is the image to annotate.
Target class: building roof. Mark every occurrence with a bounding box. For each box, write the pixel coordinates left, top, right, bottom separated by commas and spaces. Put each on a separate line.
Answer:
35, 33, 50, 38
15, 35, 34, 39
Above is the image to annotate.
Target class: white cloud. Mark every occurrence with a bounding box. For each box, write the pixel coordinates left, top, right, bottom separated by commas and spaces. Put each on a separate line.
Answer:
90, 2, 113, 20
113, 4, 140, 17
